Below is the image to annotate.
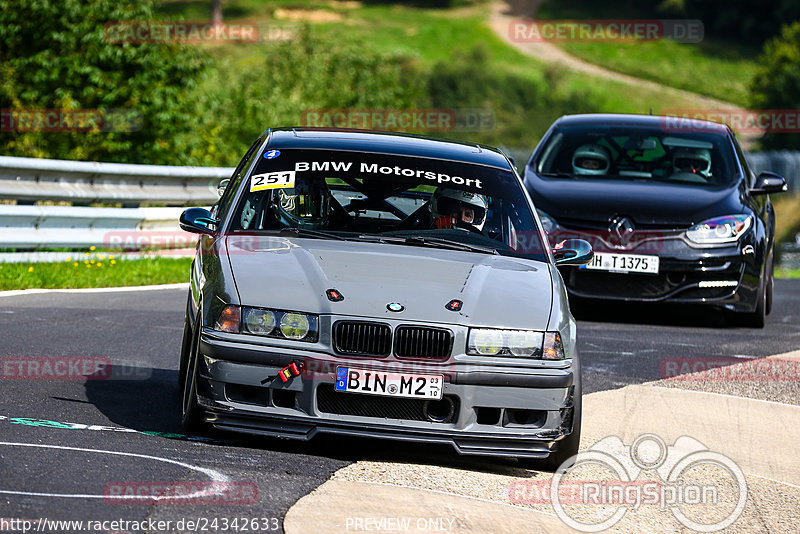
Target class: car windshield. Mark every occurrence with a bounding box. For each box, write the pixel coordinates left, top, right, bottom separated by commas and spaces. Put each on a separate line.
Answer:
228, 148, 548, 261
535, 125, 737, 187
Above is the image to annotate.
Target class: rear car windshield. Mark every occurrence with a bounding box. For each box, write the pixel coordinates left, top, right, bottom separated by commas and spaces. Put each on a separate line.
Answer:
534, 125, 737, 187
228, 148, 548, 261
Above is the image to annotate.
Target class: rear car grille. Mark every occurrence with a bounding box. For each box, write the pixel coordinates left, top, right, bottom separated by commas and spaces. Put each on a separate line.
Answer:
333, 321, 392, 356
316, 384, 458, 423
394, 326, 452, 360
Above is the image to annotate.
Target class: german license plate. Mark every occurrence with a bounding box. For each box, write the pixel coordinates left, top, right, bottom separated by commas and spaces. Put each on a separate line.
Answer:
335, 367, 443, 400
580, 252, 659, 274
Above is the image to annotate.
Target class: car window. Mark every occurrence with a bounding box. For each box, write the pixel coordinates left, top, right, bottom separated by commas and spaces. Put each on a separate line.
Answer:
535, 125, 737, 187
215, 135, 265, 222
227, 149, 548, 262
730, 133, 753, 187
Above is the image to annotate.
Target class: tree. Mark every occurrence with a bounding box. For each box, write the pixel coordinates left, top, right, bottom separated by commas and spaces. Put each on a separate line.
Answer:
750, 22, 800, 149
0, 0, 206, 164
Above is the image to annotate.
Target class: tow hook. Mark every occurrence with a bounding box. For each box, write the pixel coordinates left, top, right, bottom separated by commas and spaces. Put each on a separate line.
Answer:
261, 361, 302, 386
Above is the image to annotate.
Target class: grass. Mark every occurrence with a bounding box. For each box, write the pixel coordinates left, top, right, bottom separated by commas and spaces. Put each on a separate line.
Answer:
0, 256, 191, 290
536, 2, 761, 107
772, 195, 800, 246
156, 0, 733, 156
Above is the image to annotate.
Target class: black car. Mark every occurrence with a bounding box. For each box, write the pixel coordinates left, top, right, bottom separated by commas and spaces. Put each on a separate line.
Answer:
523, 113, 787, 327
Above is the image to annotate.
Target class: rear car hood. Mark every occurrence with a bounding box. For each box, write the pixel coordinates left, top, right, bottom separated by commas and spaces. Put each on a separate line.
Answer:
529, 175, 742, 227
226, 236, 553, 329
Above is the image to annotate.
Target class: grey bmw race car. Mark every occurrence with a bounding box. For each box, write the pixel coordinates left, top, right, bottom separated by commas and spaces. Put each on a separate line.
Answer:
178, 128, 592, 469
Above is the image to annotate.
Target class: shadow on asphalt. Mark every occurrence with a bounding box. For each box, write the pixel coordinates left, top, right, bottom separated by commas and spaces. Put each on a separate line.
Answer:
83, 366, 535, 476
569, 298, 732, 328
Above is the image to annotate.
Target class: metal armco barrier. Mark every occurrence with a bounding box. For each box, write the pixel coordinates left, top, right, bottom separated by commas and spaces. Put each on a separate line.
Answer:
0, 155, 233, 205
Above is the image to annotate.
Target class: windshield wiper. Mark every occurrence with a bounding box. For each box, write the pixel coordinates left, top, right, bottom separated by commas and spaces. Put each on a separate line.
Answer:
401, 236, 499, 255
540, 172, 574, 178
275, 228, 347, 240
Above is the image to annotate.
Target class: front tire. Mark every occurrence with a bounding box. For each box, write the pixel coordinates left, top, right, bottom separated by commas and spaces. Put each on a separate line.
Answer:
181, 316, 207, 434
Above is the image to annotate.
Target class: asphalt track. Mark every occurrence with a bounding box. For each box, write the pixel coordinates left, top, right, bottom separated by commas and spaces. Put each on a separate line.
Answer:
0, 280, 798, 531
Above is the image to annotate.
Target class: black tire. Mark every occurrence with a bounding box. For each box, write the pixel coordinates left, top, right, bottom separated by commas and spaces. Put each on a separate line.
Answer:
181, 316, 207, 434
737, 269, 767, 328
520, 391, 582, 472
766, 254, 774, 316
178, 315, 192, 390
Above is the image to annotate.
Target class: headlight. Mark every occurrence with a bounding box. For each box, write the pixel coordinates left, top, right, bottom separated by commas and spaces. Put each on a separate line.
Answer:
280, 312, 310, 340
467, 328, 545, 358
217, 305, 318, 342
243, 308, 276, 335
536, 209, 558, 234
686, 215, 752, 244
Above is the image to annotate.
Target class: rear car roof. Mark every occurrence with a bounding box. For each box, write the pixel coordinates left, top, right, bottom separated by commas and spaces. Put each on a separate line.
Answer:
263, 128, 513, 170
552, 113, 731, 134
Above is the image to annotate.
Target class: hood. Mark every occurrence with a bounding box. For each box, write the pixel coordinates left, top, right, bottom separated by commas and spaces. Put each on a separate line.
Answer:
226, 236, 553, 329
528, 174, 743, 227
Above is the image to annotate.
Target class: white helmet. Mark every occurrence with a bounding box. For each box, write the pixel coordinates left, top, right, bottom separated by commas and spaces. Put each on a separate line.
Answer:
430, 188, 489, 231
572, 144, 610, 176
673, 148, 711, 177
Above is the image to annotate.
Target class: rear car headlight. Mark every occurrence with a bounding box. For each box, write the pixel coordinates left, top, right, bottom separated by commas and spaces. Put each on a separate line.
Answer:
536, 209, 558, 234
217, 305, 318, 342
686, 215, 752, 244
467, 329, 545, 358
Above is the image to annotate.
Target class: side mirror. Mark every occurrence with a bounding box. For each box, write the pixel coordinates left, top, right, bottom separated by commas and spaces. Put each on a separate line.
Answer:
751, 172, 787, 195
553, 239, 593, 266
217, 178, 230, 197
180, 207, 218, 235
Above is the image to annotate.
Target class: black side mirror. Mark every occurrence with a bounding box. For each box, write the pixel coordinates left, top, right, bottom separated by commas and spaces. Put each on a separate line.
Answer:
553, 239, 593, 266
180, 207, 218, 235
751, 172, 787, 195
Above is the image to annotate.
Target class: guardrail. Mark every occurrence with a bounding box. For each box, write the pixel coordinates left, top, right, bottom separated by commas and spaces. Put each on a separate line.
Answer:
0, 155, 232, 206
0, 152, 796, 257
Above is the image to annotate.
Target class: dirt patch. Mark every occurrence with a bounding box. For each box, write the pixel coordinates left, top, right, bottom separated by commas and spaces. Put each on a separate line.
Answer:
273, 8, 344, 23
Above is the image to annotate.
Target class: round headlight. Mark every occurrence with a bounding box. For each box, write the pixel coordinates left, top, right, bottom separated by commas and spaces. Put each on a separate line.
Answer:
507, 330, 540, 357
280, 313, 310, 340
471, 329, 503, 356
244, 308, 276, 335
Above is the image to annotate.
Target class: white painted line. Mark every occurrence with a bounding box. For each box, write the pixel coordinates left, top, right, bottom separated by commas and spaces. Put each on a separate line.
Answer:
0, 283, 189, 298
0, 441, 228, 500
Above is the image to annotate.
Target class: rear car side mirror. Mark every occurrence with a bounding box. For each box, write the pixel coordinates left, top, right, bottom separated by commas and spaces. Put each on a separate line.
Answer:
180, 207, 218, 235
751, 172, 787, 195
553, 239, 593, 266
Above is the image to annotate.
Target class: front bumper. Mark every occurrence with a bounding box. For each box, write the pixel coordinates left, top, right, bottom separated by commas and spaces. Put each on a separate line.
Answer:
194, 330, 578, 459
549, 229, 760, 311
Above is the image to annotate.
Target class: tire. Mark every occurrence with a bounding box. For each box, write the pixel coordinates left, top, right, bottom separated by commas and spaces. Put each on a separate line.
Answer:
520, 390, 582, 472
766, 254, 774, 316
178, 292, 194, 389
737, 268, 767, 328
181, 315, 207, 434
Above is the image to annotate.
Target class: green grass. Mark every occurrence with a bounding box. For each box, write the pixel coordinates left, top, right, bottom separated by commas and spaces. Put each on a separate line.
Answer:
0, 257, 191, 290
156, 0, 732, 158
776, 267, 800, 279
537, 2, 760, 107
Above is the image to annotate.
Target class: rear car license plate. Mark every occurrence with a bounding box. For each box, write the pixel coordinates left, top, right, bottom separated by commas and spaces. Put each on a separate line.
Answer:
580, 252, 659, 274
335, 367, 443, 400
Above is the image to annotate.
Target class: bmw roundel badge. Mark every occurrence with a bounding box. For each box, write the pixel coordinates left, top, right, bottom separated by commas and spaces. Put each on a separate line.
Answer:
386, 302, 404, 312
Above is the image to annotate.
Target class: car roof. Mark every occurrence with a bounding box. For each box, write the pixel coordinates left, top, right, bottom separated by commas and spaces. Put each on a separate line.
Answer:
552, 113, 731, 134
263, 128, 513, 169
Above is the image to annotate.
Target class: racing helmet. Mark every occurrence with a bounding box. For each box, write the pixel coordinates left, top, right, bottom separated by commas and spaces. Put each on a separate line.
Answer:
273, 180, 331, 229
429, 187, 489, 231
572, 144, 610, 176
673, 148, 712, 177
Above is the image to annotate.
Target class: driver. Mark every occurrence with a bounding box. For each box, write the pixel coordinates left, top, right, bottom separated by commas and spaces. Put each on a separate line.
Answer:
429, 187, 488, 231
273, 179, 332, 229
572, 144, 610, 176
673, 148, 711, 177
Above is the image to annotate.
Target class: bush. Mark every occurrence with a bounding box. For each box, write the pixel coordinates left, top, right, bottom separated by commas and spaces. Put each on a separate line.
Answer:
0, 0, 205, 164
